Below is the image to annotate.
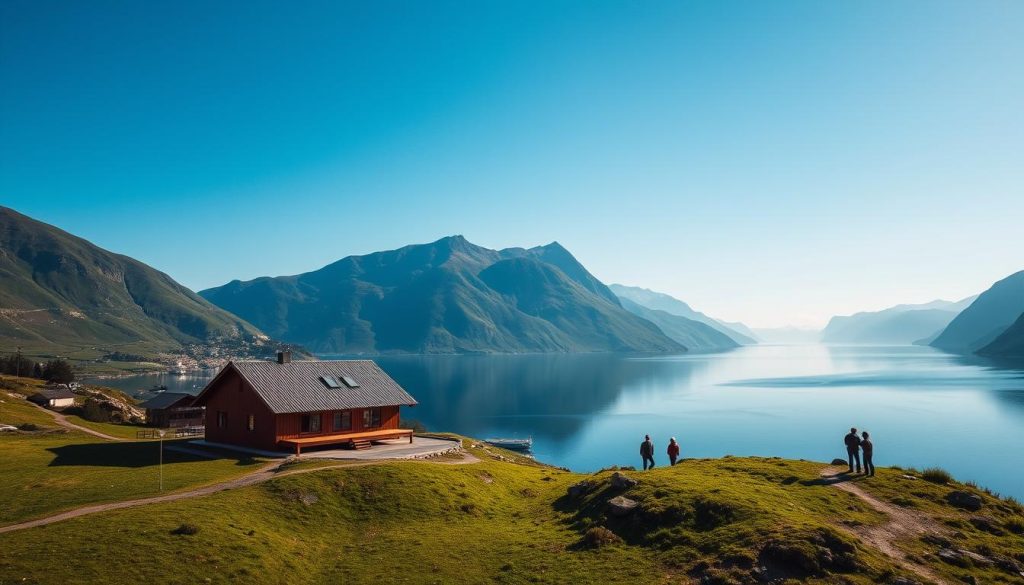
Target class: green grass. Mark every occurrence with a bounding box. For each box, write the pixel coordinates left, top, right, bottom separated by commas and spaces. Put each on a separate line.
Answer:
60, 414, 154, 440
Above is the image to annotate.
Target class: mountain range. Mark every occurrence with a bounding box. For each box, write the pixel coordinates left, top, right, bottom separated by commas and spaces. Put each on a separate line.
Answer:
930, 271, 1024, 355
0, 206, 267, 356
200, 236, 686, 354
820, 297, 976, 345
608, 284, 756, 345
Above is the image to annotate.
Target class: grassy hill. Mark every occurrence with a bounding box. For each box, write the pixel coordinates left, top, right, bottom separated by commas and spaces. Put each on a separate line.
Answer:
0, 206, 271, 362
200, 236, 683, 354
0, 433, 1021, 583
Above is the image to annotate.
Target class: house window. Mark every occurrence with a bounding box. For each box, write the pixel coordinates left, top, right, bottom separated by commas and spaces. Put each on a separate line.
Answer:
363, 407, 381, 428
332, 411, 351, 432
301, 413, 321, 433
217, 411, 227, 429
247, 414, 255, 431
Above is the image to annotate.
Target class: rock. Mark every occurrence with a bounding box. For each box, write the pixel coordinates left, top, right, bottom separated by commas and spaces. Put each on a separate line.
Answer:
610, 472, 638, 489
900, 474, 918, 481
921, 533, 950, 547
567, 481, 591, 498
889, 578, 920, 585
968, 515, 1004, 535
992, 554, 1023, 574
607, 496, 639, 516
946, 490, 983, 511
831, 458, 848, 466
937, 548, 993, 568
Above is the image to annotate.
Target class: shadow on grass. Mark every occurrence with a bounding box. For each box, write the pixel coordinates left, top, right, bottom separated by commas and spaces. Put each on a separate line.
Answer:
46, 440, 258, 468
800, 471, 867, 487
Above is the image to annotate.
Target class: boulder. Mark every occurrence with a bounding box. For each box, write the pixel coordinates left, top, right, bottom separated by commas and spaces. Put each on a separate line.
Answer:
937, 548, 993, 568
830, 458, 848, 466
610, 472, 638, 489
969, 515, 1004, 535
946, 490, 983, 511
567, 481, 592, 498
607, 496, 639, 516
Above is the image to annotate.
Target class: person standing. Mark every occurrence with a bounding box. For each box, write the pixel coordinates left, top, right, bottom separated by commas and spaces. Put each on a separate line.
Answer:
640, 435, 655, 470
861, 431, 875, 476
667, 437, 680, 466
844, 427, 862, 474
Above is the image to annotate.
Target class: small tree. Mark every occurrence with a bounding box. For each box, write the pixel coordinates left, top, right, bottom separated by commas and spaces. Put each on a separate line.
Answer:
32, 362, 43, 378
43, 359, 75, 386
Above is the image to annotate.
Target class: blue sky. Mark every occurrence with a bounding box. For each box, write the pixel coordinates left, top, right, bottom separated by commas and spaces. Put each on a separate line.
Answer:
2, 1, 1022, 328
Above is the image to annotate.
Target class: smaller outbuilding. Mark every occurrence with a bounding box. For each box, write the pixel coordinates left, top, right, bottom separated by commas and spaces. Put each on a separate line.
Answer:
138, 392, 203, 428
28, 388, 77, 409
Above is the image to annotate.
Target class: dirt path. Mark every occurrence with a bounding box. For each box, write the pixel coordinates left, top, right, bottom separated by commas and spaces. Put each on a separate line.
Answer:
29, 401, 124, 441
0, 450, 480, 535
820, 466, 948, 585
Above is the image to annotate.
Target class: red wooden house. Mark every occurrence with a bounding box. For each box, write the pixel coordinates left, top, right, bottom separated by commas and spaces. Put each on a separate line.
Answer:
193, 352, 417, 455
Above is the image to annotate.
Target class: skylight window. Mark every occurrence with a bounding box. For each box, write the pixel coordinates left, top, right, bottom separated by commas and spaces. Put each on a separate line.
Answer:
340, 375, 359, 388
320, 375, 341, 388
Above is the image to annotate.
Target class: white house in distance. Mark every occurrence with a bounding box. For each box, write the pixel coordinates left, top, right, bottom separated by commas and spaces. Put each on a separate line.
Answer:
28, 388, 76, 409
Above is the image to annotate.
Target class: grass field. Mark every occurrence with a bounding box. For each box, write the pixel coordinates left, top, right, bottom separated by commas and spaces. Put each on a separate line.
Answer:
1, 441, 1021, 585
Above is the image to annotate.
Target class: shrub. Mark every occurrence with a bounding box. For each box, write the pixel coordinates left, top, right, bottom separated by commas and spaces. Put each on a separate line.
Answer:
583, 526, 621, 548
921, 467, 953, 484
170, 523, 199, 535
17, 423, 39, 431
77, 399, 112, 422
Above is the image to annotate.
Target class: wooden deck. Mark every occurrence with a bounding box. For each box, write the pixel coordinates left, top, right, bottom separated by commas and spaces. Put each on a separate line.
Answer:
279, 428, 414, 455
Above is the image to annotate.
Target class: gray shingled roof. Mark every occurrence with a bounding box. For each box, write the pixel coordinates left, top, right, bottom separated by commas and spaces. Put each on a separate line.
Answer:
30, 388, 76, 400
214, 360, 417, 414
139, 392, 195, 410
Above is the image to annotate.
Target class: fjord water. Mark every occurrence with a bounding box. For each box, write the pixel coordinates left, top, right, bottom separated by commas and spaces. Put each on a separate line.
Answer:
99, 344, 1024, 498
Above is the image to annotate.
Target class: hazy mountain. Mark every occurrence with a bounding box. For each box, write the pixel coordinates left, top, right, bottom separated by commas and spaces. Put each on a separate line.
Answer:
608, 284, 756, 344
821, 297, 975, 345
200, 236, 684, 354
0, 206, 266, 353
978, 311, 1024, 358
931, 271, 1024, 353
617, 297, 739, 352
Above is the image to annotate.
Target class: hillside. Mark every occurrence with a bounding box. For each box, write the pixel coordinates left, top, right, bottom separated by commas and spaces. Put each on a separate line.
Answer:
0, 207, 270, 361
201, 237, 683, 354
821, 297, 974, 345
609, 284, 757, 344
978, 311, 1024, 359
931, 271, 1024, 354
618, 297, 739, 351
1, 438, 1022, 584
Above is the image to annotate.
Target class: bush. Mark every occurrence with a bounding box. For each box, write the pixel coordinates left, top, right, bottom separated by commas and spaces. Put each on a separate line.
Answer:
583, 526, 621, 548
42, 359, 75, 385
922, 467, 953, 484
77, 399, 112, 422
170, 523, 199, 535
17, 423, 40, 431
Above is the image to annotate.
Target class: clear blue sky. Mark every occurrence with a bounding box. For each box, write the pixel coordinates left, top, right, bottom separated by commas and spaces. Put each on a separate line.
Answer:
2, 1, 1022, 328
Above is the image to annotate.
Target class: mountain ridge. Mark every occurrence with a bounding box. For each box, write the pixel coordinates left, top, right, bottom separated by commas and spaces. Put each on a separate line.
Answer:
608, 284, 756, 345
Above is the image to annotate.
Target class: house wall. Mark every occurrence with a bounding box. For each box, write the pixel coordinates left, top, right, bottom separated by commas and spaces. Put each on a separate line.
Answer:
201, 369, 278, 450
50, 397, 75, 408
275, 405, 400, 441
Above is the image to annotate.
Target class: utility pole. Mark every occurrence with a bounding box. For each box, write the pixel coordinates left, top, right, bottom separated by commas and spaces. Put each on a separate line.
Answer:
15, 346, 22, 378
158, 430, 166, 491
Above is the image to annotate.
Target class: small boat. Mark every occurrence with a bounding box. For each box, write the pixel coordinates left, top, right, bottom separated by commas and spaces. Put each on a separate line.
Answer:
484, 437, 533, 453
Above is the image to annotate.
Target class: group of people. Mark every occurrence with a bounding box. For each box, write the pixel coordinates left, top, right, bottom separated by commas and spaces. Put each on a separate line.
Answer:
636, 429, 876, 475
844, 427, 875, 476
639, 434, 680, 470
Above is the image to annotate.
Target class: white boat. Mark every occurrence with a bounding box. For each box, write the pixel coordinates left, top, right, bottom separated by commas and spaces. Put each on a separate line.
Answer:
484, 437, 533, 452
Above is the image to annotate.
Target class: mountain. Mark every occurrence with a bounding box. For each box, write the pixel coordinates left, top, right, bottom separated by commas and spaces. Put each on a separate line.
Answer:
931, 271, 1024, 353
608, 284, 756, 344
617, 297, 739, 351
0, 206, 267, 354
978, 311, 1024, 358
200, 236, 684, 354
820, 297, 975, 345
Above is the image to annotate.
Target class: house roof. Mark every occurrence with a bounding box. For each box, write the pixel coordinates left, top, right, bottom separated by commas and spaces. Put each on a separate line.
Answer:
196, 360, 417, 415
31, 388, 76, 400
138, 392, 195, 410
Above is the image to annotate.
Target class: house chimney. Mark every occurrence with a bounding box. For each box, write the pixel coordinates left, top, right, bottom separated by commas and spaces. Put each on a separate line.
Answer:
277, 350, 291, 364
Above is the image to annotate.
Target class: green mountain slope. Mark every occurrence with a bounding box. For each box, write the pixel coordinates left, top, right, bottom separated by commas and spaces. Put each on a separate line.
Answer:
618, 297, 739, 351
609, 284, 757, 344
931, 271, 1024, 353
821, 297, 974, 345
200, 236, 683, 354
0, 206, 266, 354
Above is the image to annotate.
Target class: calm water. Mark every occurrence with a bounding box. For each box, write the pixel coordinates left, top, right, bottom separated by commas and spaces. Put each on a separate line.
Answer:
95, 345, 1024, 498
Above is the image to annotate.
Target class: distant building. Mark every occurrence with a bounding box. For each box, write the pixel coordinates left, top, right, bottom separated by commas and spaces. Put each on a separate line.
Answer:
28, 388, 76, 409
138, 392, 203, 428
192, 352, 418, 455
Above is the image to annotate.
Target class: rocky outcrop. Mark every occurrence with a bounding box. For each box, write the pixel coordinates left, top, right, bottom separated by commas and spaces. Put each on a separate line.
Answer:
945, 490, 983, 511
607, 496, 639, 516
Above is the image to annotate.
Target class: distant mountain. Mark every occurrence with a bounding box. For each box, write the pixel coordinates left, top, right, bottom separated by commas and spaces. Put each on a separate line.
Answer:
617, 297, 738, 352
978, 311, 1024, 358
821, 297, 975, 345
200, 236, 684, 354
931, 271, 1024, 354
608, 284, 756, 344
0, 206, 267, 354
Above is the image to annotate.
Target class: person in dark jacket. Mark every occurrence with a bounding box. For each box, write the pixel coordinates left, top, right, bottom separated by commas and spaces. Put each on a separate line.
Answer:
667, 437, 680, 466
640, 435, 655, 470
844, 427, 861, 473
861, 431, 875, 476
